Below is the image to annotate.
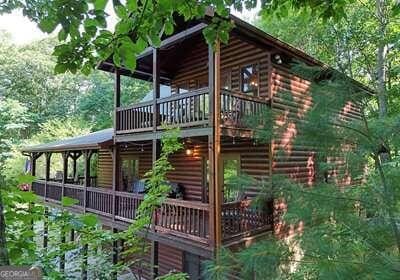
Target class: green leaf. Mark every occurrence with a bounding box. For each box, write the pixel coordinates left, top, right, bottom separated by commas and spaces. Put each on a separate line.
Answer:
18, 191, 37, 203
17, 174, 35, 185
164, 21, 174, 35
114, 3, 127, 18
80, 213, 98, 227
113, 50, 121, 67
126, 0, 137, 11
38, 18, 58, 33
93, 0, 108, 10
148, 33, 161, 47
58, 29, 67, 41
134, 37, 147, 53
61, 196, 79, 207
54, 63, 68, 74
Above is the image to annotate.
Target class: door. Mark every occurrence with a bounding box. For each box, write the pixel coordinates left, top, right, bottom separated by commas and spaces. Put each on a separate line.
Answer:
219, 154, 241, 203
184, 252, 201, 280
120, 156, 139, 191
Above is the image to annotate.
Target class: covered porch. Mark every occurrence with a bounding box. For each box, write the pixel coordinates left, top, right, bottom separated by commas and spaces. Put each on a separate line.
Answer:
23, 130, 273, 248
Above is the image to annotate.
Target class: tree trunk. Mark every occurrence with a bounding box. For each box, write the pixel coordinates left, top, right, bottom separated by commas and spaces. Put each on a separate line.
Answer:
375, 155, 400, 256
0, 190, 9, 265
376, 0, 388, 118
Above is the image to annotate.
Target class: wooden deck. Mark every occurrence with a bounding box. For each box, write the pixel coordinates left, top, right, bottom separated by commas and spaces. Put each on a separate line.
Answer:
32, 180, 272, 246
116, 88, 269, 135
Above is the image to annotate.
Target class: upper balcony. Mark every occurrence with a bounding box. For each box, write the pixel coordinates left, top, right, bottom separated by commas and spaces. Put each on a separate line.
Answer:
115, 88, 269, 137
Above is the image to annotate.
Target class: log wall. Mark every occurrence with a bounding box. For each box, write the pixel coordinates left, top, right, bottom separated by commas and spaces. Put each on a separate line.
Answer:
170, 34, 270, 99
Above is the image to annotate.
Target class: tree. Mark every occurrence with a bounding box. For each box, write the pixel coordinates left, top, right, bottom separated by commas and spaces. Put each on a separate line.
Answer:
204, 64, 400, 279
0, 0, 355, 75
258, 0, 400, 119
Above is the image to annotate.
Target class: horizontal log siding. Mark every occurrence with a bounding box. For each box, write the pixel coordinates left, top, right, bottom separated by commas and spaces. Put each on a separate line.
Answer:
158, 244, 183, 276
271, 64, 316, 185
167, 149, 205, 201
120, 145, 152, 178
271, 63, 363, 185
97, 149, 113, 188
220, 141, 270, 198
171, 34, 269, 99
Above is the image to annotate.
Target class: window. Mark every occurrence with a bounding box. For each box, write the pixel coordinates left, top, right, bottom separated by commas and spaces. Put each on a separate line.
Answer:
197, 76, 208, 89
221, 71, 231, 90
240, 64, 259, 96
176, 82, 189, 94
221, 155, 242, 202
121, 158, 139, 191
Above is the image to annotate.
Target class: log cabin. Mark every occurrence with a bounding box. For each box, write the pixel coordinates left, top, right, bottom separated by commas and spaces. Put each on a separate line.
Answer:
22, 12, 372, 279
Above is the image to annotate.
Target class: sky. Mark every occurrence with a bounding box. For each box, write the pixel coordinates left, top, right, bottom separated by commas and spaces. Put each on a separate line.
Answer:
0, 5, 260, 45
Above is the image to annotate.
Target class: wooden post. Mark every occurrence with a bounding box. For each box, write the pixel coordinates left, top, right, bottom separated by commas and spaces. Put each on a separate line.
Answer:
30, 153, 37, 176
43, 207, 48, 249
114, 69, 121, 132
208, 41, 221, 249
151, 47, 161, 280
70, 229, 75, 242
62, 152, 68, 198
81, 243, 88, 280
60, 225, 65, 273
83, 150, 92, 213
112, 145, 119, 221
44, 152, 52, 199
153, 47, 160, 131
112, 228, 118, 280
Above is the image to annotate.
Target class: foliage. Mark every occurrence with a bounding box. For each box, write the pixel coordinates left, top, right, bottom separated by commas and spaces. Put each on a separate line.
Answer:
206, 64, 400, 279
0, 33, 149, 184
257, 0, 400, 118
119, 128, 184, 279
0, 0, 357, 75
0, 174, 120, 279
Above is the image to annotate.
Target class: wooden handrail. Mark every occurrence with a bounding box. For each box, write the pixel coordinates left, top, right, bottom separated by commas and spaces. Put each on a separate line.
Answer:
64, 183, 85, 190
116, 100, 154, 111
87, 186, 113, 194
32, 181, 272, 243
221, 89, 270, 104
163, 198, 209, 210
156, 87, 209, 104
115, 191, 144, 199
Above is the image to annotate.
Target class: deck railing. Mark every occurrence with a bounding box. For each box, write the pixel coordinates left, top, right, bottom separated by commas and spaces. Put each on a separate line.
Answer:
155, 198, 209, 243
116, 101, 154, 133
116, 88, 269, 134
220, 90, 269, 128
157, 88, 209, 128
221, 200, 273, 240
32, 181, 271, 244
31, 181, 211, 243
115, 191, 144, 222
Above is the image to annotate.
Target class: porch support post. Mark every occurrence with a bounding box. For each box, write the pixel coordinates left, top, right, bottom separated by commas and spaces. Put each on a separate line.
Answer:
72, 157, 77, 181
113, 68, 121, 222
208, 41, 221, 249
151, 47, 160, 280
81, 243, 88, 280
30, 153, 37, 176
112, 228, 119, 280
70, 229, 75, 242
43, 207, 48, 249
44, 152, 52, 200
112, 145, 119, 220
60, 225, 65, 273
114, 69, 121, 132
152, 47, 160, 130
83, 150, 92, 213
62, 151, 68, 198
